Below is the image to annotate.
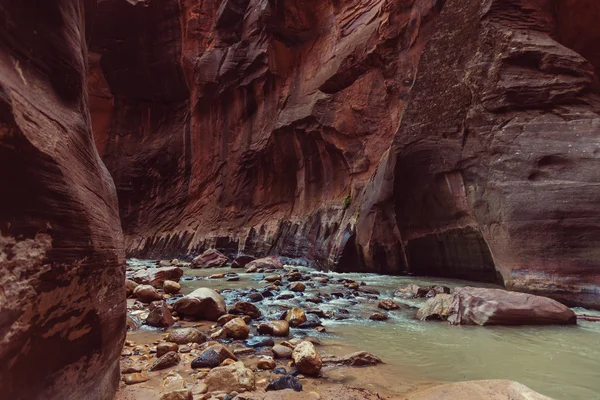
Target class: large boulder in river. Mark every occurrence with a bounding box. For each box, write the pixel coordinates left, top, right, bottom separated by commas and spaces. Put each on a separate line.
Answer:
131, 266, 183, 288
191, 249, 228, 269
246, 256, 284, 271
408, 379, 552, 400
448, 287, 577, 326
173, 288, 226, 321
417, 294, 453, 321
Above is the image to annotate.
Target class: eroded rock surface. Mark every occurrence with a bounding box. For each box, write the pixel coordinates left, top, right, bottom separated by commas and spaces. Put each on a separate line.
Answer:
0, 1, 125, 398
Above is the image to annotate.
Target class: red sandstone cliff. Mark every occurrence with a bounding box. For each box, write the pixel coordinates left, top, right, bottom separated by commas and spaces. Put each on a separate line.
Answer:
87, 0, 600, 308
0, 1, 125, 398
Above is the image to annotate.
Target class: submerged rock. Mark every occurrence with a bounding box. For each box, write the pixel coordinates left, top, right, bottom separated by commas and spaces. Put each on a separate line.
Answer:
448, 287, 577, 326
417, 294, 453, 321
266, 375, 303, 392
173, 288, 226, 321
191, 249, 228, 269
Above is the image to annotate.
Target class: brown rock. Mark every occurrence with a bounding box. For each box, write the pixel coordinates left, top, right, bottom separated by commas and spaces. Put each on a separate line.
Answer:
123, 373, 150, 385
409, 380, 553, 400
246, 257, 284, 271
157, 342, 179, 357
132, 267, 184, 288
217, 314, 238, 326
205, 361, 256, 393
290, 282, 306, 292
378, 299, 400, 311
394, 285, 429, 299
265, 274, 282, 283
285, 308, 307, 327
146, 301, 175, 327
173, 288, 227, 321
192, 249, 228, 269
232, 255, 256, 268
257, 357, 276, 370
159, 389, 193, 400
223, 318, 250, 340
229, 301, 262, 319
272, 345, 293, 359
134, 284, 163, 303
258, 320, 290, 337
417, 294, 453, 321
150, 351, 181, 371
126, 279, 139, 297
163, 280, 181, 294
369, 312, 388, 321
322, 351, 382, 367
292, 341, 322, 376
166, 328, 207, 345
448, 287, 577, 326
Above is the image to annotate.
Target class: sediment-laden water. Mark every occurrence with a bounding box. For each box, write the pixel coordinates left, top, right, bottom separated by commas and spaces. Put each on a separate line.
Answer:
127, 260, 600, 400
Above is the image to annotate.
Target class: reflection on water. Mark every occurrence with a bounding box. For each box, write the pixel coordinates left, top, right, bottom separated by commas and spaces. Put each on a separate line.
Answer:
129, 260, 600, 400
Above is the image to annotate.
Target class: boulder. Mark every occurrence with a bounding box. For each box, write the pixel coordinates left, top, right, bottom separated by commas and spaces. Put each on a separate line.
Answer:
291, 341, 322, 376
229, 301, 262, 319
223, 318, 250, 339
290, 282, 306, 292
166, 328, 207, 344
191, 249, 228, 268
266, 375, 303, 392
232, 255, 256, 268
146, 301, 175, 327
394, 284, 429, 298
125, 279, 139, 297
173, 288, 226, 321
205, 361, 255, 393
157, 342, 179, 357
285, 308, 307, 327
322, 351, 382, 367
258, 320, 290, 337
417, 294, 453, 321
163, 280, 181, 294
217, 314, 238, 326
246, 257, 284, 270
408, 380, 553, 400
150, 351, 181, 371
378, 299, 400, 310
131, 267, 184, 288
448, 287, 577, 326
133, 285, 163, 303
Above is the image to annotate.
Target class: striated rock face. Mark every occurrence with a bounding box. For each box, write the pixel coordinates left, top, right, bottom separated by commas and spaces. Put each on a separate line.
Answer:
0, 1, 125, 399
88, 0, 600, 308
354, 0, 600, 308
87, 0, 443, 261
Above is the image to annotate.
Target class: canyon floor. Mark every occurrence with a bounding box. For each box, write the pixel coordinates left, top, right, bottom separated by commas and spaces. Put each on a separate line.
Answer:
119, 259, 600, 400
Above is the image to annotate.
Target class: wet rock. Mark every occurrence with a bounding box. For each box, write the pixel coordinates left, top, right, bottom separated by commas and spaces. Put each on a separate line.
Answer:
245, 336, 275, 348
125, 279, 139, 297
272, 367, 287, 375
322, 351, 382, 367
150, 351, 181, 371
159, 389, 192, 400
209, 273, 226, 279
370, 312, 388, 321
417, 294, 453, 321
266, 375, 303, 392
303, 295, 322, 304
162, 371, 186, 391
246, 257, 284, 271
224, 318, 250, 340
258, 320, 290, 337
229, 301, 261, 319
205, 361, 255, 393
290, 282, 306, 292
272, 345, 293, 359
191, 249, 229, 268
132, 267, 184, 288
227, 276, 240, 282
285, 308, 307, 327
123, 373, 150, 385
292, 341, 322, 376
409, 380, 553, 400
265, 274, 282, 283
378, 299, 401, 311
217, 314, 238, 326
146, 301, 175, 327
257, 357, 276, 370
286, 272, 303, 282
448, 287, 577, 326
277, 293, 295, 300
232, 255, 255, 269
157, 342, 179, 357
166, 328, 207, 344
233, 348, 255, 356
394, 284, 429, 299
173, 288, 227, 321
163, 280, 181, 294
191, 382, 208, 395
133, 285, 163, 303
247, 292, 264, 302
298, 314, 322, 329
191, 348, 222, 369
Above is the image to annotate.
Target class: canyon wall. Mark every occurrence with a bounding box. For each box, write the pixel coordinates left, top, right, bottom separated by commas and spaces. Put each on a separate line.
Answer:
89, 0, 600, 307
0, 1, 126, 399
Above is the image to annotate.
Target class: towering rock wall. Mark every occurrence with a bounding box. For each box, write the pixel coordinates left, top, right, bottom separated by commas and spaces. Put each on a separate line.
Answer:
355, 0, 600, 308
0, 1, 126, 399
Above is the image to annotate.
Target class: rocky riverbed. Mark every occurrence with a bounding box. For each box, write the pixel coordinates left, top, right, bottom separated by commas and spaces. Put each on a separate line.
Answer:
118, 253, 600, 400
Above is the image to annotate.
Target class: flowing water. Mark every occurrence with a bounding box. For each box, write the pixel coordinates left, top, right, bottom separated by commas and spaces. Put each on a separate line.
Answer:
129, 260, 600, 399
